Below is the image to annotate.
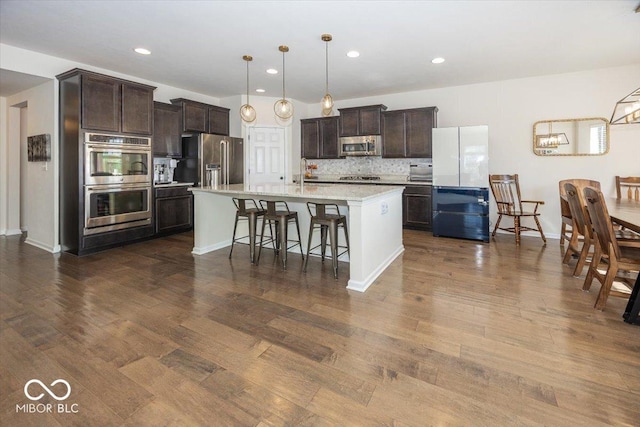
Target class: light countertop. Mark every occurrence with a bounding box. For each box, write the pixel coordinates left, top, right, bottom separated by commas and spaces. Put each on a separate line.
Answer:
190, 183, 405, 202
154, 182, 194, 187
303, 174, 431, 186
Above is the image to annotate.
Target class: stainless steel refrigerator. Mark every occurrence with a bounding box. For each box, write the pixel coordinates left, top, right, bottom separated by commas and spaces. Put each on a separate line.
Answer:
174, 133, 244, 186
432, 125, 490, 242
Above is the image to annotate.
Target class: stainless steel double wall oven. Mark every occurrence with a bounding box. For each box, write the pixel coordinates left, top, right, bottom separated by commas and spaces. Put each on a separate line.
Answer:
83, 133, 152, 235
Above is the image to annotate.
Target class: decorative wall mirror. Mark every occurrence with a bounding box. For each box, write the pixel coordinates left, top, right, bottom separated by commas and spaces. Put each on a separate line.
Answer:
533, 117, 609, 156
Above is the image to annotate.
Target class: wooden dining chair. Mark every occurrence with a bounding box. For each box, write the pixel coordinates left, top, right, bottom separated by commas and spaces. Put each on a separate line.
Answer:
562, 183, 594, 277
615, 176, 640, 201
489, 174, 546, 244
558, 179, 600, 246
583, 187, 640, 310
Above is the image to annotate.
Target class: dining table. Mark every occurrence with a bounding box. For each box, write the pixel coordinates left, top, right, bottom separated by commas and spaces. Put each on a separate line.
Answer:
607, 197, 640, 325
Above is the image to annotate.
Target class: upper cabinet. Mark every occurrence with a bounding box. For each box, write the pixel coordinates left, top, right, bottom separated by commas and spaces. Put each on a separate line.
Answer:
121, 83, 154, 135
170, 98, 230, 135
78, 71, 154, 135
382, 107, 438, 158
338, 105, 387, 136
301, 116, 340, 159
208, 105, 230, 136
153, 102, 182, 157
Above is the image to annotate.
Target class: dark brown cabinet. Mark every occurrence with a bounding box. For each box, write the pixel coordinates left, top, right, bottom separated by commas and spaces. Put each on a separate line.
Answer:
403, 185, 432, 230
155, 186, 193, 234
208, 105, 230, 136
80, 72, 153, 135
380, 110, 405, 157
153, 102, 182, 157
122, 84, 154, 135
57, 68, 156, 255
171, 98, 230, 135
301, 116, 340, 159
81, 74, 120, 132
338, 105, 387, 136
382, 107, 438, 158
182, 101, 207, 133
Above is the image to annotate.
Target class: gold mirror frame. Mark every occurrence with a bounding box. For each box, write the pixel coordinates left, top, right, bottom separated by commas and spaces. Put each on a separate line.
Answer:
533, 117, 610, 156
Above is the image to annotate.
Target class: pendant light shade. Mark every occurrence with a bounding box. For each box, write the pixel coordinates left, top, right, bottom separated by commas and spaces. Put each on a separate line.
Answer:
610, 87, 640, 125
274, 45, 294, 120
321, 34, 334, 116
240, 55, 256, 123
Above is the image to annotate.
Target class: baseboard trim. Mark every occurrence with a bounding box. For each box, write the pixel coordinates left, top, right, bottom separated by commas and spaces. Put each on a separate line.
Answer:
347, 245, 404, 293
192, 239, 232, 255
24, 237, 58, 253
2, 228, 23, 236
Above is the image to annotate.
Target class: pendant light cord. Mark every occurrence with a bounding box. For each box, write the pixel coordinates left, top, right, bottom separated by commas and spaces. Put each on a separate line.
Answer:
246, 59, 250, 104
325, 41, 329, 94
282, 50, 286, 100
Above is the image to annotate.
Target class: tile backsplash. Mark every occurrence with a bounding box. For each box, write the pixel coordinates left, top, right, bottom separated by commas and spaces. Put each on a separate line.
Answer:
310, 157, 431, 176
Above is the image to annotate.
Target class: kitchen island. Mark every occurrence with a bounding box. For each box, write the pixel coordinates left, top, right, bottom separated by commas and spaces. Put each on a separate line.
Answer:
190, 183, 405, 292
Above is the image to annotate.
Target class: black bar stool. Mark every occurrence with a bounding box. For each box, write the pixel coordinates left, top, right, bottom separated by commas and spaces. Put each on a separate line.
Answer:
303, 202, 350, 279
229, 198, 266, 263
256, 200, 304, 270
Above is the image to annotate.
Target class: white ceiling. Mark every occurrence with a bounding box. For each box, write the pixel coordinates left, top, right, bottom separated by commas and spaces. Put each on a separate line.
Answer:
1, 1, 639, 103
0, 69, 51, 97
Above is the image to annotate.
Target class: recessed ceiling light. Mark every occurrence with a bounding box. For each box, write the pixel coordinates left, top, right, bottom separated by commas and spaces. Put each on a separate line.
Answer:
134, 47, 151, 55
266, 68, 278, 74
431, 57, 445, 64
346, 51, 360, 58
256, 89, 265, 93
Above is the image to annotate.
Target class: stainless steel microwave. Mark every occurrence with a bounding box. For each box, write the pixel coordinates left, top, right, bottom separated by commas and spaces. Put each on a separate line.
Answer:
339, 135, 381, 156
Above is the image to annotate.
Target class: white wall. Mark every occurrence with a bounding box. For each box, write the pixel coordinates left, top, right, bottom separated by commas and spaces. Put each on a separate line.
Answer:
19, 106, 27, 229
305, 64, 640, 239
1, 81, 58, 251
0, 96, 6, 234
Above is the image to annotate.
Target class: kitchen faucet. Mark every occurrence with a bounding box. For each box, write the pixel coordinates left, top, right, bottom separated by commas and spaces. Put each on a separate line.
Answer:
300, 157, 307, 190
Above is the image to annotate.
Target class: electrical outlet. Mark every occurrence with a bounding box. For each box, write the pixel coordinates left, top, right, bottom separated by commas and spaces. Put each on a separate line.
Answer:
381, 201, 389, 215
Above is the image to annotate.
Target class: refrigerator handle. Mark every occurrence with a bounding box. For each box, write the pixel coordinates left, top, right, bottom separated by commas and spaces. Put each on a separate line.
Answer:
225, 140, 230, 184
219, 140, 226, 185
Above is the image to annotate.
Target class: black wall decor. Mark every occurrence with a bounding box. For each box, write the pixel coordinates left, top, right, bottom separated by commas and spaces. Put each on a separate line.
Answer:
27, 133, 51, 162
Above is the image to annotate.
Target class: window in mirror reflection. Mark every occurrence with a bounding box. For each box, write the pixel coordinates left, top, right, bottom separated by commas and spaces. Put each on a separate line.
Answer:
589, 124, 606, 154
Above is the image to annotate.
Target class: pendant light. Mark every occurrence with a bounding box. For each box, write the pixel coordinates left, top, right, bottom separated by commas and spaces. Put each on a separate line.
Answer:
274, 45, 294, 120
240, 55, 256, 123
321, 34, 334, 116
610, 87, 640, 125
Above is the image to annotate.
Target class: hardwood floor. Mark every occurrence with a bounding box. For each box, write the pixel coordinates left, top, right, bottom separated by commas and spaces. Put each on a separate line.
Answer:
1, 230, 638, 426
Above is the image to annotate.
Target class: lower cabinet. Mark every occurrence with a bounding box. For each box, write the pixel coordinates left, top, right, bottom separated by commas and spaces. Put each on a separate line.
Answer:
155, 186, 193, 234
403, 185, 432, 230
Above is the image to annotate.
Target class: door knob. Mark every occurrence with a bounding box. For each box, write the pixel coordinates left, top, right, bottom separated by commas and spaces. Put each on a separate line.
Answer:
280, 176, 284, 180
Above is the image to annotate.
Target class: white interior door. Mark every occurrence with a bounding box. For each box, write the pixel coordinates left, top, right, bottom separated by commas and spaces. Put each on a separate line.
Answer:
248, 127, 286, 185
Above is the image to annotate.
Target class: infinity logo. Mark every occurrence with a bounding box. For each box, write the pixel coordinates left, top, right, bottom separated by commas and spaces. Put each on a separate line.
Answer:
24, 379, 71, 401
